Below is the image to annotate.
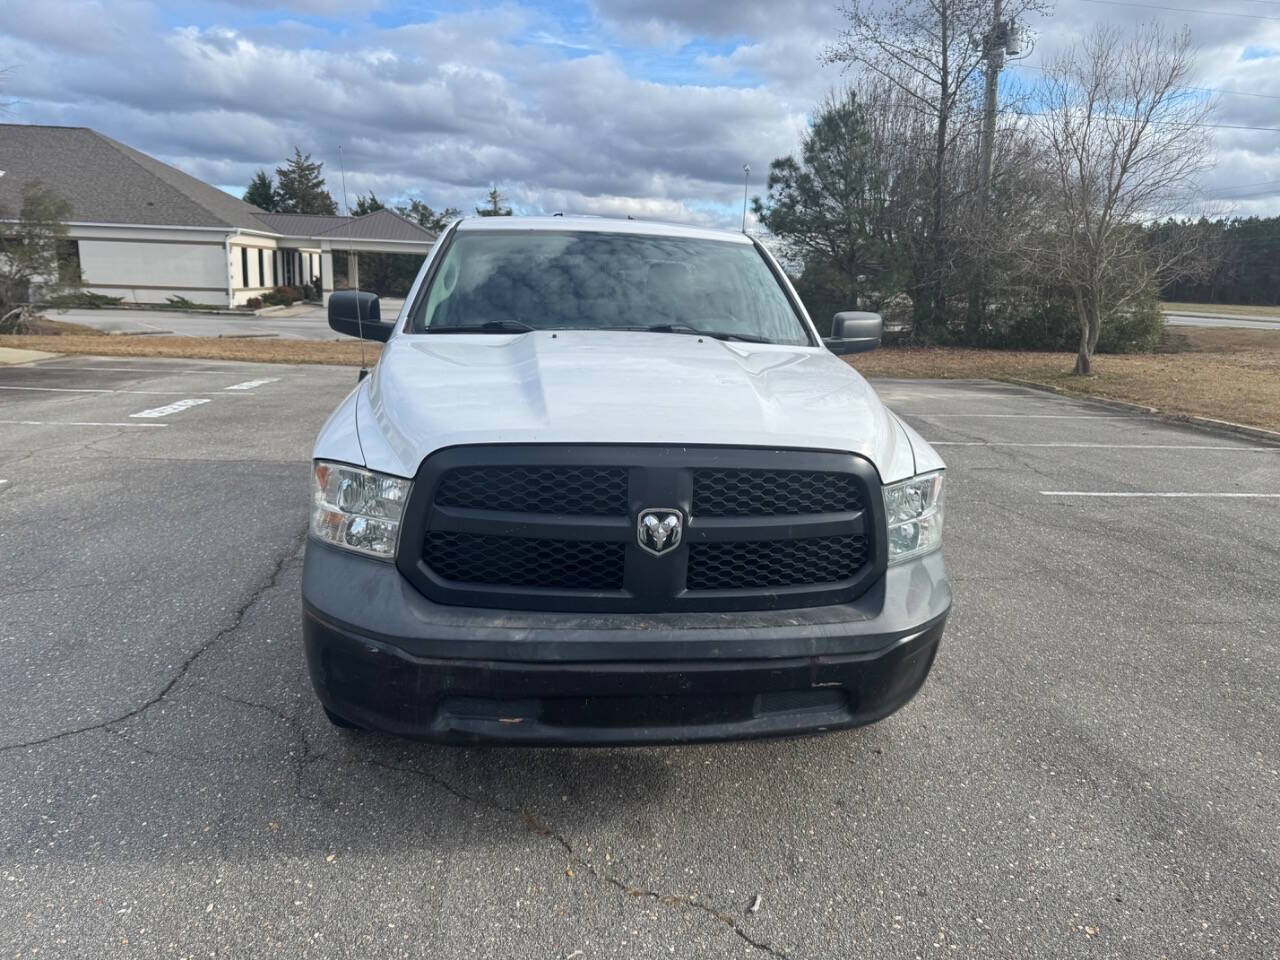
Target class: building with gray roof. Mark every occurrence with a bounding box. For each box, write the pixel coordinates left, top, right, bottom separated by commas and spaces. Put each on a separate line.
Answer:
0, 124, 436, 307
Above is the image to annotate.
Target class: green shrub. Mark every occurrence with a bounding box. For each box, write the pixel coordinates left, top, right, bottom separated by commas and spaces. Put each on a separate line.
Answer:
1097, 288, 1164, 354
41, 290, 124, 309
259, 285, 307, 307
245, 296, 263, 310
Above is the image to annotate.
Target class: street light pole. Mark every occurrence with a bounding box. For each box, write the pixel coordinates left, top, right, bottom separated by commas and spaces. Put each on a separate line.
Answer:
742, 163, 751, 233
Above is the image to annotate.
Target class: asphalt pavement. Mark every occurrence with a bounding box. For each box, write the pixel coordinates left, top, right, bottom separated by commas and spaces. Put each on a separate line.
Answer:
51, 299, 405, 340
1, 358, 1277, 958
1162, 311, 1280, 331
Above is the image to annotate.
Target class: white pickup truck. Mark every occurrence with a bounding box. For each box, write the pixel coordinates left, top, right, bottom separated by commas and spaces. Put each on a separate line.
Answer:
303, 215, 950, 744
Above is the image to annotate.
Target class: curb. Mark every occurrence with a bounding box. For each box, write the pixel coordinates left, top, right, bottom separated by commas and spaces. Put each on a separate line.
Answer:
1000, 377, 1280, 446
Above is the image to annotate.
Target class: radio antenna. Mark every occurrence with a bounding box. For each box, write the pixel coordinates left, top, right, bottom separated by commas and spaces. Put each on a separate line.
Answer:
338, 144, 351, 217
337, 145, 368, 379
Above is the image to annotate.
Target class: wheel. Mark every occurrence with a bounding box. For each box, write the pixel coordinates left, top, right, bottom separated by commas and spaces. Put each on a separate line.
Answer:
323, 706, 362, 730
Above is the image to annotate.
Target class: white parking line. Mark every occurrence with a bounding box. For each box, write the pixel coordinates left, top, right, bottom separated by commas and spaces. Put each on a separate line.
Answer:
1041, 491, 1280, 498
129, 399, 211, 419
30, 365, 229, 374
0, 385, 246, 397
908, 414, 1145, 420
0, 419, 167, 428
931, 442, 1275, 450
223, 378, 280, 391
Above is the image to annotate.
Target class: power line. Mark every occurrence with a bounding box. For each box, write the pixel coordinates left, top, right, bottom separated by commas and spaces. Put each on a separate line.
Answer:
1077, 0, 1280, 20
1007, 63, 1280, 102
1005, 108, 1280, 133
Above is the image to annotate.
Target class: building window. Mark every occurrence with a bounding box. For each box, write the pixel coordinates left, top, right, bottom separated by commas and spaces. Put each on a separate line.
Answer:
240, 247, 248, 289
257, 249, 264, 288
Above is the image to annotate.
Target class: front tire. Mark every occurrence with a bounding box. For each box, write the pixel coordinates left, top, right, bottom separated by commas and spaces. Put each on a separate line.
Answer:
323, 706, 362, 729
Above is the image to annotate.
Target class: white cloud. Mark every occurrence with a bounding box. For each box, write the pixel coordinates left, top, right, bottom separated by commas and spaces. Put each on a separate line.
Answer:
1, 0, 1276, 222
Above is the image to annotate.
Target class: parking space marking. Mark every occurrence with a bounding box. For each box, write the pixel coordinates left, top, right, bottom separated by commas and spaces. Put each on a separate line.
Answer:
1041, 491, 1280, 498
29, 365, 234, 374
0, 419, 167, 428
931, 441, 1276, 451
0, 385, 246, 397
129, 399, 211, 419
907, 413, 1146, 419
223, 378, 280, 391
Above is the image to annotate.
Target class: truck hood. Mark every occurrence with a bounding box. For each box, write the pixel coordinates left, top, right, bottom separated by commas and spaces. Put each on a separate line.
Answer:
346, 330, 914, 481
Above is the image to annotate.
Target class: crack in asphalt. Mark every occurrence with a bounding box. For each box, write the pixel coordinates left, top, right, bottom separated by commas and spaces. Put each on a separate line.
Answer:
305, 753, 789, 957
0, 527, 307, 754
2, 519, 784, 954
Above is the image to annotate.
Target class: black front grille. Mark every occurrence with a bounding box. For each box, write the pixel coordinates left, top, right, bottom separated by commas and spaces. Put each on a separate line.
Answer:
695, 469, 862, 516
400, 446, 885, 613
424, 532, 625, 590
436, 465, 627, 515
686, 536, 869, 590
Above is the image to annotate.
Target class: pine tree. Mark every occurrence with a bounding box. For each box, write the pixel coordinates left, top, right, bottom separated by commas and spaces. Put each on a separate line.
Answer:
352, 192, 384, 216
475, 185, 512, 217
275, 148, 337, 215
242, 170, 280, 212
397, 199, 462, 234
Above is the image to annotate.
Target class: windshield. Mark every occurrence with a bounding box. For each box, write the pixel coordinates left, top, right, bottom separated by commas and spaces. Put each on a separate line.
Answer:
410, 230, 812, 345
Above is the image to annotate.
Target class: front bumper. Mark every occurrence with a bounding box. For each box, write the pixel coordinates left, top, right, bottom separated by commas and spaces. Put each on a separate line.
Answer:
302, 541, 951, 745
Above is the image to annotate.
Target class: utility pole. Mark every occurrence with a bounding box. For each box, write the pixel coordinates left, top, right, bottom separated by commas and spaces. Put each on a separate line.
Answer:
976, 0, 1003, 223
966, 2, 1026, 335
742, 163, 751, 233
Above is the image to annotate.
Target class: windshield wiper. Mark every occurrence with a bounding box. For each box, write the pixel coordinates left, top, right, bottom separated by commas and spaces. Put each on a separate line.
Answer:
426, 320, 536, 334
644, 323, 774, 344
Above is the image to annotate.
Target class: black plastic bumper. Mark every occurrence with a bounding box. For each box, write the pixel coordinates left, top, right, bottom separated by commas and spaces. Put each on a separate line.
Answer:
301, 540, 951, 745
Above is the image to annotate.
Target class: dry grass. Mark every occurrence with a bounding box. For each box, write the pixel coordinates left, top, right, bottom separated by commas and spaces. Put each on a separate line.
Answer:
851, 326, 1280, 433
1163, 301, 1280, 320
3, 333, 379, 366
5, 324, 1278, 433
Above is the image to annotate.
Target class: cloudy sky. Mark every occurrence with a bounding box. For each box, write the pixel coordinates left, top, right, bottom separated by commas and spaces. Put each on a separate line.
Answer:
2, 0, 1278, 227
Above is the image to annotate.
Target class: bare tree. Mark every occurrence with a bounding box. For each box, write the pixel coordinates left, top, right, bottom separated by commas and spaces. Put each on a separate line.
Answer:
823, 0, 1049, 332
1031, 24, 1214, 374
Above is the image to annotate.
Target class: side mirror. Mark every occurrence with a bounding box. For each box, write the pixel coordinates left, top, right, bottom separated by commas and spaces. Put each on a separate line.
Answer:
824, 311, 882, 355
328, 290, 391, 342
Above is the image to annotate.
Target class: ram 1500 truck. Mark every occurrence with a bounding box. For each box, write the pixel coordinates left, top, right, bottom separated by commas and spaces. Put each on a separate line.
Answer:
303, 216, 950, 744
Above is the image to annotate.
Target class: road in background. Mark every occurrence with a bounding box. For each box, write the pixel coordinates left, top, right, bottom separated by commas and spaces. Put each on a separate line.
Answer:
1, 359, 1277, 958
1163, 310, 1280, 331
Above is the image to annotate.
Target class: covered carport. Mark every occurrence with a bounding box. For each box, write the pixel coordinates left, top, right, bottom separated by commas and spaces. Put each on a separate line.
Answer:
312, 209, 436, 305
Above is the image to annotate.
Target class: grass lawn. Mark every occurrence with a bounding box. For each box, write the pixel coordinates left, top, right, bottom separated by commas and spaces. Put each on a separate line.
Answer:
1162, 301, 1280, 320
5, 325, 1278, 434
850, 326, 1280, 433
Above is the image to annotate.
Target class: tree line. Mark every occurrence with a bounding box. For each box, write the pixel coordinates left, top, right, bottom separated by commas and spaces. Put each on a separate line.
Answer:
241, 151, 515, 296
755, 1, 1235, 374
1145, 217, 1280, 306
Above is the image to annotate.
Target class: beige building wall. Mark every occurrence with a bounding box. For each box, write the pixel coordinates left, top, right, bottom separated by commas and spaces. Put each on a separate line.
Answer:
72, 226, 230, 306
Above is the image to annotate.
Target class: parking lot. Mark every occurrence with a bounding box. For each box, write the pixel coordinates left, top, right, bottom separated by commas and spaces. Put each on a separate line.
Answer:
1, 355, 1277, 958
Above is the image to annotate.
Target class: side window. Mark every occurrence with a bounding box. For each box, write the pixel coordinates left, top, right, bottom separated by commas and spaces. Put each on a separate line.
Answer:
240, 247, 248, 289
257, 249, 264, 288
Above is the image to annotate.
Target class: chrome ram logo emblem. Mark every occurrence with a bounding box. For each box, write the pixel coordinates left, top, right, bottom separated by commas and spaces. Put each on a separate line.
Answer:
637, 508, 683, 556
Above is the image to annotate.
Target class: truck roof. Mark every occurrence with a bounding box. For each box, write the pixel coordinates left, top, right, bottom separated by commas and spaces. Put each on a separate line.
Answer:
454, 214, 753, 244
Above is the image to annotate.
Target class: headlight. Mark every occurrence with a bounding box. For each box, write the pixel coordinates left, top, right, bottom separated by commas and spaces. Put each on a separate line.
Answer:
310, 461, 411, 559
882, 471, 944, 564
